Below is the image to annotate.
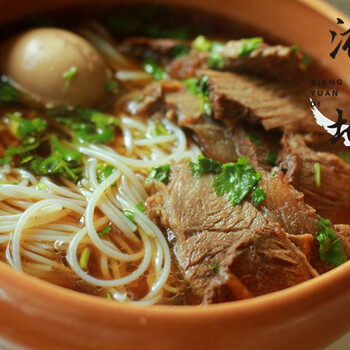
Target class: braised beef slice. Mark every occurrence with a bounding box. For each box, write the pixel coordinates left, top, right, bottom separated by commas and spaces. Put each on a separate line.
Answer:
259, 171, 317, 235
200, 69, 311, 131
280, 133, 350, 218
167, 50, 208, 79
334, 224, 350, 257
204, 223, 316, 304
222, 41, 306, 81
147, 162, 316, 299
119, 37, 188, 62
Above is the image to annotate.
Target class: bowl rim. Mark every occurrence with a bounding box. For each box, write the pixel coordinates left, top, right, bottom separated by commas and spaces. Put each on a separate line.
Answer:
1, 0, 350, 319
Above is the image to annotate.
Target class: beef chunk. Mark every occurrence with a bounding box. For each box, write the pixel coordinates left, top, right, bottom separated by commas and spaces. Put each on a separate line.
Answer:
187, 120, 238, 163
119, 37, 188, 62
280, 133, 350, 218
222, 41, 306, 81
334, 225, 350, 257
167, 50, 208, 79
200, 69, 310, 131
259, 171, 317, 235
147, 162, 268, 297
204, 223, 317, 304
147, 162, 316, 299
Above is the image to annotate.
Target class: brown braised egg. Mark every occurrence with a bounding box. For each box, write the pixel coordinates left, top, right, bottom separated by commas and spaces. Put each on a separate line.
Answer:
0, 27, 112, 108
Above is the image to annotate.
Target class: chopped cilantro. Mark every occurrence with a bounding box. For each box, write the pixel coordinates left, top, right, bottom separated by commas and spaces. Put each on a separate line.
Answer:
147, 164, 170, 184
97, 225, 112, 236
316, 216, 347, 266
339, 152, 350, 164
135, 202, 146, 213
62, 66, 78, 90
189, 155, 222, 178
267, 151, 277, 166
123, 209, 135, 223
213, 157, 263, 205
189, 156, 265, 206
97, 164, 115, 183
105, 80, 119, 94
192, 35, 212, 52
150, 122, 168, 137
252, 187, 266, 205
106, 292, 113, 300
169, 44, 189, 58
143, 58, 167, 80
0, 80, 21, 104
246, 132, 261, 146
54, 108, 119, 144
28, 136, 83, 181
79, 247, 91, 270
238, 37, 263, 58
6, 113, 47, 139
36, 182, 47, 190
290, 44, 300, 55
209, 264, 221, 271
301, 54, 313, 67
314, 162, 321, 188
183, 75, 212, 115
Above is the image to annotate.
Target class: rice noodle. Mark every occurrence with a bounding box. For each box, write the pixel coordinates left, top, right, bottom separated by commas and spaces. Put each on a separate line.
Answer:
0, 112, 198, 304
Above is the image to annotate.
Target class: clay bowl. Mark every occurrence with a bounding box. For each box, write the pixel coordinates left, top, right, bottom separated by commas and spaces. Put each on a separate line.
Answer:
0, 0, 349, 349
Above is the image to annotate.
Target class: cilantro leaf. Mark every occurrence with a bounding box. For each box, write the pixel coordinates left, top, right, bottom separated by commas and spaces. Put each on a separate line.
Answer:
169, 44, 189, 59
266, 151, 277, 166
62, 66, 78, 90
189, 155, 222, 178
316, 216, 347, 266
143, 58, 167, 80
238, 37, 263, 58
147, 164, 170, 184
213, 159, 261, 205
97, 164, 115, 183
135, 202, 146, 213
0, 80, 21, 104
97, 225, 112, 236
105, 80, 119, 94
252, 187, 266, 205
123, 209, 135, 223
246, 132, 261, 146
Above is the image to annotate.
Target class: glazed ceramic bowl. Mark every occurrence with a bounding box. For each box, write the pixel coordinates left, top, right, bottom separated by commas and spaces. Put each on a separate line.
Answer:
0, 0, 349, 349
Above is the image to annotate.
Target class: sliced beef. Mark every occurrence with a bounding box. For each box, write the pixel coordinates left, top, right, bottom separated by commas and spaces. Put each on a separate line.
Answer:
188, 120, 238, 163
119, 37, 188, 62
128, 80, 183, 116
280, 133, 350, 218
222, 41, 306, 81
200, 69, 310, 131
167, 50, 208, 79
147, 162, 316, 299
259, 171, 317, 235
204, 223, 317, 304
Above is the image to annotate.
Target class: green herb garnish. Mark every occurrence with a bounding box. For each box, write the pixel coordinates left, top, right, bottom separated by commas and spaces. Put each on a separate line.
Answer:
147, 164, 170, 184
183, 75, 212, 115
62, 66, 78, 90
97, 225, 112, 236
6, 113, 46, 139
0, 80, 21, 104
135, 202, 146, 213
79, 247, 91, 270
246, 132, 261, 146
314, 162, 321, 188
150, 122, 168, 137
238, 37, 263, 58
189, 155, 222, 178
169, 44, 189, 58
192, 36, 225, 69
189, 156, 266, 206
267, 151, 277, 166
123, 209, 135, 223
143, 58, 167, 80
339, 152, 350, 164
97, 164, 115, 183
209, 264, 221, 271
290, 44, 300, 55
105, 80, 119, 94
192, 35, 212, 52
316, 216, 347, 266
